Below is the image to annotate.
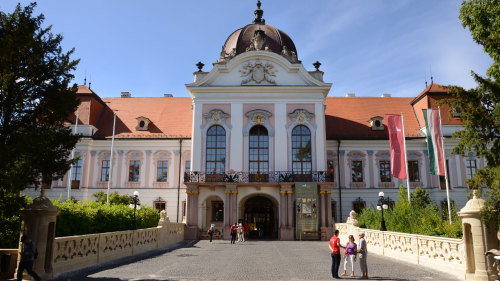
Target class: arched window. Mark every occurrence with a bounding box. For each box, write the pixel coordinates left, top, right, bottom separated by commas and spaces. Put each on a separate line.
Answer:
206, 125, 226, 174
292, 125, 312, 174
249, 125, 269, 173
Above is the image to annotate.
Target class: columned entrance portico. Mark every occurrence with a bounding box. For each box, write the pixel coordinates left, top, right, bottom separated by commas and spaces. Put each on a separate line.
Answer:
223, 184, 238, 239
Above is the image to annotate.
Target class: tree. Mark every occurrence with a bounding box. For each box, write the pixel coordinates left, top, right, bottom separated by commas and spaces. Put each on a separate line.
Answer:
0, 3, 80, 193
441, 0, 500, 230
93, 191, 133, 205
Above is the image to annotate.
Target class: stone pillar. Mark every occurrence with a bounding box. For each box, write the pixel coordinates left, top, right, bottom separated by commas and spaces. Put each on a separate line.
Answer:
280, 191, 286, 228
279, 183, 294, 240
184, 186, 199, 240
319, 183, 334, 240
224, 189, 231, 240
458, 192, 498, 281
16, 190, 59, 280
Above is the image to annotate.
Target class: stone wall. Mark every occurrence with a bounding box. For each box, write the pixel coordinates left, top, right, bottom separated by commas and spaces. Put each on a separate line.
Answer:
335, 222, 466, 280
51, 222, 184, 277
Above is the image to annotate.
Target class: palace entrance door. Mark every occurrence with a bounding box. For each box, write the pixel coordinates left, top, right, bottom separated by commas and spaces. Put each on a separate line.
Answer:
243, 196, 277, 239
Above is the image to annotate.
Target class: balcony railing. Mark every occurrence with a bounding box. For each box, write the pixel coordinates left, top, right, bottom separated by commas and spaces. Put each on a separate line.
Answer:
184, 171, 334, 184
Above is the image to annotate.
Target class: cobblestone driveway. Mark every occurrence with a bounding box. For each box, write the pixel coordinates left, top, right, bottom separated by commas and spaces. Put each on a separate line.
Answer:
51, 240, 462, 281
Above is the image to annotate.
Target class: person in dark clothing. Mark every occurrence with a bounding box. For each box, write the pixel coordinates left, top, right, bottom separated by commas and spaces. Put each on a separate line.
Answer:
17, 235, 41, 281
207, 227, 214, 242
230, 223, 238, 244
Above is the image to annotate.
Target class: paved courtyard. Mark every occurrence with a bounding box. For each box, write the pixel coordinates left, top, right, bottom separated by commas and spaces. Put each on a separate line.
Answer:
50, 240, 462, 281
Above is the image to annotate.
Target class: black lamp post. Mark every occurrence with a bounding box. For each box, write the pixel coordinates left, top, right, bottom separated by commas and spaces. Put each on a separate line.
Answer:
377, 191, 388, 231
129, 190, 141, 230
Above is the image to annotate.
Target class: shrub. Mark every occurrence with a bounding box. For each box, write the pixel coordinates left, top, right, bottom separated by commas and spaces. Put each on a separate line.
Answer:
93, 191, 133, 205
53, 199, 160, 237
0, 192, 30, 248
357, 185, 463, 238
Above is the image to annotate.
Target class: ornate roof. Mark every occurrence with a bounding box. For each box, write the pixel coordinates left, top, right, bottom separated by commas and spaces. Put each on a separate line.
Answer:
218, 1, 299, 64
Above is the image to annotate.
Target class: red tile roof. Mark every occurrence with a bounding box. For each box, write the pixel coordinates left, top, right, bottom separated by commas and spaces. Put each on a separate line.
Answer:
92, 97, 193, 139
410, 83, 449, 105
325, 97, 422, 139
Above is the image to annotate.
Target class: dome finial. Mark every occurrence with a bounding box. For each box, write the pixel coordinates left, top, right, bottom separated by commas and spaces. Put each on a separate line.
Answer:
253, 0, 265, 24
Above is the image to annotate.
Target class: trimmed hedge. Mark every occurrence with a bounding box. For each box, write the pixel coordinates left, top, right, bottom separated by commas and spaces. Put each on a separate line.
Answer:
53, 199, 160, 237
357, 186, 463, 238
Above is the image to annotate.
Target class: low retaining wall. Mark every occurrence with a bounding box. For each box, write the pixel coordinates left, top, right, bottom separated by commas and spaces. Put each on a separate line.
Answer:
52, 222, 184, 277
336, 223, 465, 280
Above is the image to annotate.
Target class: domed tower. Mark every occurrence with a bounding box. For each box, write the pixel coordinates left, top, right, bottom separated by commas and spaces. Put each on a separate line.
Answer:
217, 0, 299, 64
185, 1, 332, 242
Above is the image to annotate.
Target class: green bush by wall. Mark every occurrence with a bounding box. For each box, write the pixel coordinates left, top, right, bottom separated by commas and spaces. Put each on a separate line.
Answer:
53, 198, 160, 237
357, 186, 463, 239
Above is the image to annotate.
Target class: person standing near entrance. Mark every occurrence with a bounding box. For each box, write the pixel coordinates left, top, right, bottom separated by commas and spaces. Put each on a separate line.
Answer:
237, 223, 245, 242
329, 230, 341, 279
243, 221, 250, 240
230, 223, 238, 244
358, 232, 368, 279
207, 227, 214, 243
17, 235, 41, 281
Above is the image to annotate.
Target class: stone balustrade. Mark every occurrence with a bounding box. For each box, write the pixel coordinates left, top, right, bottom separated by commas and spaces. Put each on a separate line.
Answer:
52, 222, 184, 277
336, 222, 465, 279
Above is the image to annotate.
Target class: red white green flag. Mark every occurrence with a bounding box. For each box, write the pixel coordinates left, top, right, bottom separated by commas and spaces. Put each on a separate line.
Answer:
423, 109, 445, 176
386, 114, 407, 179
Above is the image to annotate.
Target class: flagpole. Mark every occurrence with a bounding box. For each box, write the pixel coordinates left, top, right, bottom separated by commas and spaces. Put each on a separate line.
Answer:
106, 112, 116, 204
438, 107, 452, 224
401, 113, 411, 202
67, 107, 79, 200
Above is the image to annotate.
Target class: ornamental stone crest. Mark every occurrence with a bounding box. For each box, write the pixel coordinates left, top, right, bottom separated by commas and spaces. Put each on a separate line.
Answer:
203, 109, 230, 125
281, 46, 299, 63
246, 109, 272, 126
240, 59, 277, 85
217, 46, 236, 64
246, 30, 267, 52
288, 109, 314, 125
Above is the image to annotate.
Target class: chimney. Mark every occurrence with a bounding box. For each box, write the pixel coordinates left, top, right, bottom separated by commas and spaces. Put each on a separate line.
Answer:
121, 92, 131, 98
164, 94, 173, 97
381, 93, 391, 98
346, 93, 356, 97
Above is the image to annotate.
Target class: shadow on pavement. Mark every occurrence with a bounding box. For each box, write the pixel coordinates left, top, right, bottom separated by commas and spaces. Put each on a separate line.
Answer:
48, 240, 198, 281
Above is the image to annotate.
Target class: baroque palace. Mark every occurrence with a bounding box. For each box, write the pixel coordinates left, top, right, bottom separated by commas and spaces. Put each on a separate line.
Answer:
25, 2, 479, 240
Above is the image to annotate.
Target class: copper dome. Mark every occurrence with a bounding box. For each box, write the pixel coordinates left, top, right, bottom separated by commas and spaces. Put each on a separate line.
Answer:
218, 1, 299, 63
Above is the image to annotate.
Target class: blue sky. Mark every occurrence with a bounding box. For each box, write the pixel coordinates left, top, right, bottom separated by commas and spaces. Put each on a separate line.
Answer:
1, 0, 493, 98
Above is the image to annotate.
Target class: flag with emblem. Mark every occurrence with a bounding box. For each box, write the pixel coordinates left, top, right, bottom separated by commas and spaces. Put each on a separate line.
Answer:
386, 114, 407, 179
423, 109, 445, 176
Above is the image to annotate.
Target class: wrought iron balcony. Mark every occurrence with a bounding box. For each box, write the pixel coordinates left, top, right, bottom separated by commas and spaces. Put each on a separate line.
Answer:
184, 171, 334, 184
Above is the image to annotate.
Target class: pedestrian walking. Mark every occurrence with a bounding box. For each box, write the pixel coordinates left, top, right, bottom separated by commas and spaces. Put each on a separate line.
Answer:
17, 235, 41, 281
237, 223, 245, 242
243, 221, 250, 240
358, 232, 368, 279
207, 227, 214, 242
341, 235, 357, 277
230, 223, 238, 244
329, 229, 341, 279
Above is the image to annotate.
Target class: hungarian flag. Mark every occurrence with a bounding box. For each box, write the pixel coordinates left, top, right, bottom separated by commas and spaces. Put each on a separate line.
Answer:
386, 114, 407, 179
423, 109, 445, 175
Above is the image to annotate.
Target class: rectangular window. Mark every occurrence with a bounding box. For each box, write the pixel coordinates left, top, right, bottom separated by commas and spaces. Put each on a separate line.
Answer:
185, 161, 191, 174
379, 160, 391, 182
331, 201, 337, 223
212, 201, 224, 222
466, 159, 477, 179
154, 201, 166, 211
327, 160, 335, 182
439, 160, 451, 189
129, 160, 140, 182
101, 160, 110, 182
157, 160, 168, 182
71, 159, 82, 188
182, 201, 186, 219
351, 161, 363, 182
408, 160, 419, 182
352, 200, 366, 214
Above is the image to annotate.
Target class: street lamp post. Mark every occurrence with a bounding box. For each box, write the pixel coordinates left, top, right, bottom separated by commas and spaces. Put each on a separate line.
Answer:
377, 191, 388, 231
129, 191, 141, 230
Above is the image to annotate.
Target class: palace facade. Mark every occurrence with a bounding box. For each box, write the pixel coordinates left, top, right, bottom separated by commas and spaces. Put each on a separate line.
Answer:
25, 3, 479, 240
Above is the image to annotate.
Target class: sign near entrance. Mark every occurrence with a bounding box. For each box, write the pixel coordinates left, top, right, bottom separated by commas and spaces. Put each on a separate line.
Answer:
295, 182, 319, 240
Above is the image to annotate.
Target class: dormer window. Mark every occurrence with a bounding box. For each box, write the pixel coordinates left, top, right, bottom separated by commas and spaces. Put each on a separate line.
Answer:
369, 116, 384, 131
136, 116, 151, 131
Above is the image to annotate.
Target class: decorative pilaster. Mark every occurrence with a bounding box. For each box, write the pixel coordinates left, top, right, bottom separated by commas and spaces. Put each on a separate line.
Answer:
279, 183, 294, 240
319, 183, 334, 240
145, 150, 152, 187
184, 187, 200, 240
116, 150, 124, 187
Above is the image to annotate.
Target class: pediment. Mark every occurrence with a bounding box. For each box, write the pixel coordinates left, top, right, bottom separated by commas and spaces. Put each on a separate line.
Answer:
187, 51, 329, 88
